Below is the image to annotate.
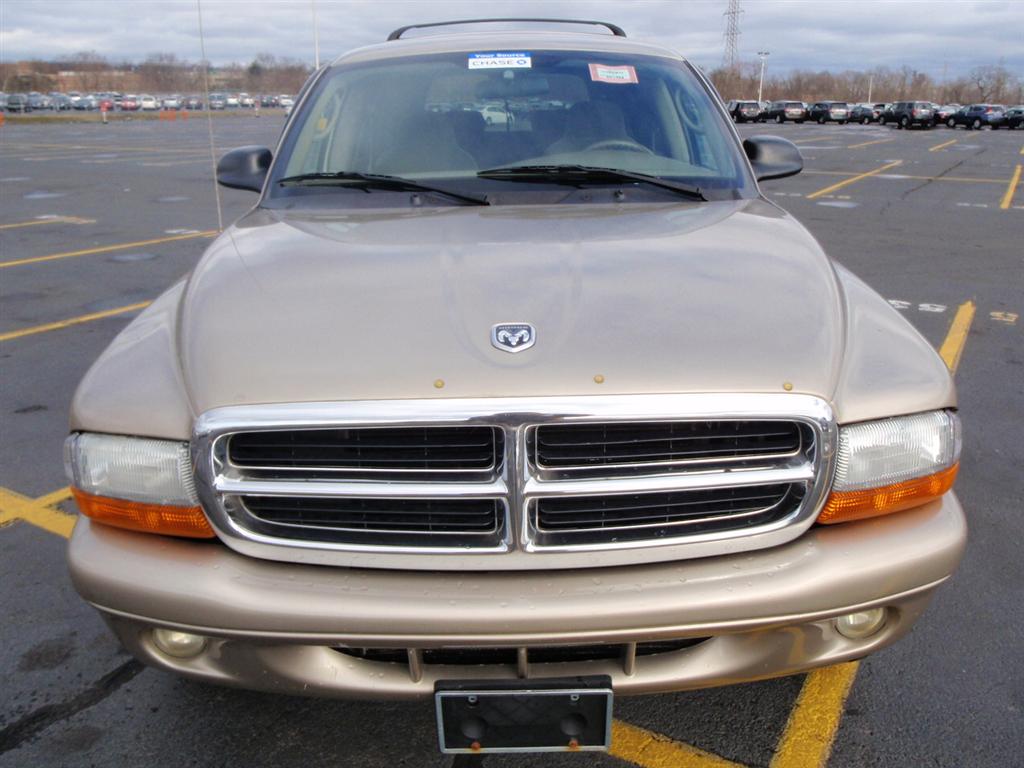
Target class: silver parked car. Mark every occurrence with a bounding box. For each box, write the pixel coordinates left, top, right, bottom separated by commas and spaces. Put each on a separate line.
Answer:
66, 19, 964, 755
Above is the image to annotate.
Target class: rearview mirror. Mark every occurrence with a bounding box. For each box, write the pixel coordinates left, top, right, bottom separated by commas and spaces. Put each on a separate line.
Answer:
743, 136, 803, 182
217, 146, 273, 192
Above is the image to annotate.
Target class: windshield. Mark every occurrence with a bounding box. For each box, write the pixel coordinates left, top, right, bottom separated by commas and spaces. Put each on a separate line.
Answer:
269, 49, 753, 203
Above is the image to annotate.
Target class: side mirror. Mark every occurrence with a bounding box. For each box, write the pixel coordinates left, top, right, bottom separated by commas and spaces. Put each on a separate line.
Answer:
743, 135, 803, 181
216, 146, 272, 192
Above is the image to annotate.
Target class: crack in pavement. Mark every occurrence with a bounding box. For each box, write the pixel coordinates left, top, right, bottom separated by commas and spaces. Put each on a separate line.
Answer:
0, 660, 144, 754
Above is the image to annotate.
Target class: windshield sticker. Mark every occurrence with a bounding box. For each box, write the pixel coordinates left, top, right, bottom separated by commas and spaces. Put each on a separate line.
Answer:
589, 63, 639, 84
468, 52, 532, 69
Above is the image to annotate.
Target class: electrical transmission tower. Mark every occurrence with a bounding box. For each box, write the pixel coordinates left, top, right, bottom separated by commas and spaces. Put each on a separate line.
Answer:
723, 0, 742, 71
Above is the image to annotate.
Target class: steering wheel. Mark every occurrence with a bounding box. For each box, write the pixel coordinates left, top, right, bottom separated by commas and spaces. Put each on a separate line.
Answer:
583, 139, 654, 154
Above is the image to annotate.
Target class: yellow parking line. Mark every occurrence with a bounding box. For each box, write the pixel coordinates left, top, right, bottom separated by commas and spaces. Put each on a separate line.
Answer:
939, 301, 976, 373
793, 136, 836, 145
999, 164, 1022, 210
0, 301, 152, 342
803, 170, 1006, 184
929, 138, 958, 152
806, 160, 903, 199
0, 216, 95, 230
770, 663, 859, 768
611, 720, 742, 768
847, 137, 895, 149
0, 230, 216, 268
0, 486, 76, 538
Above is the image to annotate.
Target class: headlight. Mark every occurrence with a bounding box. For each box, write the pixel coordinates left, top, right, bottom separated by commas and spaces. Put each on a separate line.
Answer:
64, 433, 214, 538
818, 410, 960, 524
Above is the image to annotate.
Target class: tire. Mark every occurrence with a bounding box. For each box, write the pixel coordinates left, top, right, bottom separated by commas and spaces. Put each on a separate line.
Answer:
900, 116, 910, 129
862, 117, 870, 125
839, 120, 847, 125
776, 115, 784, 124
947, 118, 956, 128
972, 118, 981, 130
817, 115, 825, 124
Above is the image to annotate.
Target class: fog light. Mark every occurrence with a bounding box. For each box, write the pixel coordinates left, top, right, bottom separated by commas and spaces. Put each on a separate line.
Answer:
835, 608, 886, 640
152, 628, 208, 658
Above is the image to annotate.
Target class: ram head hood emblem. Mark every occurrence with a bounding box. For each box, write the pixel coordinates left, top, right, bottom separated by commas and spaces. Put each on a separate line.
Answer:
491, 323, 536, 353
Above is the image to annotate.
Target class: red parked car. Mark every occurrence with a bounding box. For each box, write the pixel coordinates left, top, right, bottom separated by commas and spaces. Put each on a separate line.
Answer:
121, 95, 139, 111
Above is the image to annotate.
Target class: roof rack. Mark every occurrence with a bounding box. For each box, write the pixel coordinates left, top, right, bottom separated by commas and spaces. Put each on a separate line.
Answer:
387, 18, 627, 42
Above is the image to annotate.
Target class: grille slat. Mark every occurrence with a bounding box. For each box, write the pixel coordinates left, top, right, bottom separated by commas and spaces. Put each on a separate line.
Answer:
533, 484, 797, 544
228, 426, 502, 479
533, 420, 802, 472
239, 496, 505, 546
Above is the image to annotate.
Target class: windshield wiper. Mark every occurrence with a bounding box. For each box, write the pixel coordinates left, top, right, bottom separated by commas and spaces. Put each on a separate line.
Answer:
277, 171, 490, 206
477, 165, 706, 201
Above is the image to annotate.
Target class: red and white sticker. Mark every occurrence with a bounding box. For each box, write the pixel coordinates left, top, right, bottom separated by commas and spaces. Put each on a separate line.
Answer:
588, 63, 639, 84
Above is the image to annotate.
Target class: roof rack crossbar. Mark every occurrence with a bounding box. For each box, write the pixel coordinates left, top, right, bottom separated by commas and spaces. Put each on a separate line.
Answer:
387, 18, 627, 42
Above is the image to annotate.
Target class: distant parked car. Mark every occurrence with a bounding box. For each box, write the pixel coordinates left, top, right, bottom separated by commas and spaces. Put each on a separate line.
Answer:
932, 104, 960, 125
6, 93, 30, 113
26, 92, 47, 110
121, 95, 139, 111
226, 94, 240, 108
140, 95, 159, 111
74, 94, 97, 110
238, 92, 255, 107
259, 94, 278, 107
948, 104, 1006, 130
278, 95, 295, 108
162, 95, 182, 110
1004, 106, 1024, 129
727, 100, 762, 123
808, 101, 849, 124
762, 100, 807, 123
184, 96, 204, 110
891, 101, 934, 129
850, 103, 885, 124
208, 93, 226, 110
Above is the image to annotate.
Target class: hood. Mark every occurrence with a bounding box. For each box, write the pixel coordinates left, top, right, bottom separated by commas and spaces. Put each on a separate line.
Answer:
179, 199, 845, 414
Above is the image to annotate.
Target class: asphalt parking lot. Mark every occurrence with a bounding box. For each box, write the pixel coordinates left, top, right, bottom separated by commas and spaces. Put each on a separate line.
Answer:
1, 116, 1021, 767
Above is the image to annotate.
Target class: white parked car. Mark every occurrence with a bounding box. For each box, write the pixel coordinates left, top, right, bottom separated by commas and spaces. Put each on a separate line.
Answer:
162, 95, 181, 110
278, 95, 295, 107
481, 104, 512, 126
140, 95, 159, 111
238, 92, 254, 107
226, 94, 240, 108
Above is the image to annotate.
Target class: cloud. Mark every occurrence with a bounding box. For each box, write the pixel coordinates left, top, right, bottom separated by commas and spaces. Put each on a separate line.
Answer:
1, 0, 1021, 79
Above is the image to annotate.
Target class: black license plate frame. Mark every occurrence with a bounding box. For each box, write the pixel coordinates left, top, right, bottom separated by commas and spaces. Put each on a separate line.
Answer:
435, 676, 613, 754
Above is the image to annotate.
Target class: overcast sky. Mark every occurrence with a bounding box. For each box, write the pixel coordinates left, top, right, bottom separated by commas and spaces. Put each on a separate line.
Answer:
2, 0, 1022, 78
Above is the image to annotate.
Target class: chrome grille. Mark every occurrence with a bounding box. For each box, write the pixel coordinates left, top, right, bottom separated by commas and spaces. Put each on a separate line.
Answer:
193, 394, 835, 570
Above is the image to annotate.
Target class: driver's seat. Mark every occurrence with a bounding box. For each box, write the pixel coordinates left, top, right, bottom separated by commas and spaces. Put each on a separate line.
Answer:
547, 101, 633, 154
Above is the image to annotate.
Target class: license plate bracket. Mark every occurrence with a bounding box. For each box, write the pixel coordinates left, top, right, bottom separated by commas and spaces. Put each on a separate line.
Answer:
435, 676, 612, 754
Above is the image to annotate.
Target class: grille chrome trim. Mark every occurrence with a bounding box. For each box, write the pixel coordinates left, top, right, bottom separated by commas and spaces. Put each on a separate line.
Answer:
192, 394, 836, 571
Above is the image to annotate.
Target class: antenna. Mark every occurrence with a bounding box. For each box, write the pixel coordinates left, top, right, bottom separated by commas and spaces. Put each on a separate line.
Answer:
196, 0, 224, 233
723, 0, 742, 72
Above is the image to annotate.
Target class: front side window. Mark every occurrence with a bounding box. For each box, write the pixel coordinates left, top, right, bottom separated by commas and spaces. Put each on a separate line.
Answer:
269, 49, 754, 204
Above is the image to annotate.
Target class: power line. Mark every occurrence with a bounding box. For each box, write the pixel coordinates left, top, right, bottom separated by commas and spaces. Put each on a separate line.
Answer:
723, 0, 743, 71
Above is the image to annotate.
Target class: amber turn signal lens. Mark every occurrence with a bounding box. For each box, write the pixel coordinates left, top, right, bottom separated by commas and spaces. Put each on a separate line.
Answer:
72, 488, 215, 538
818, 463, 958, 525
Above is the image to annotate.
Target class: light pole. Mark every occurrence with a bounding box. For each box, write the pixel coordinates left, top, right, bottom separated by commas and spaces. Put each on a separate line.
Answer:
312, 0, 320, 69
757, 51, 770, 103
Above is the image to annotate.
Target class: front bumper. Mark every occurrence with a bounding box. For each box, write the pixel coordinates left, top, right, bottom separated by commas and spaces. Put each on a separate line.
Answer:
69, 494, 965, 700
